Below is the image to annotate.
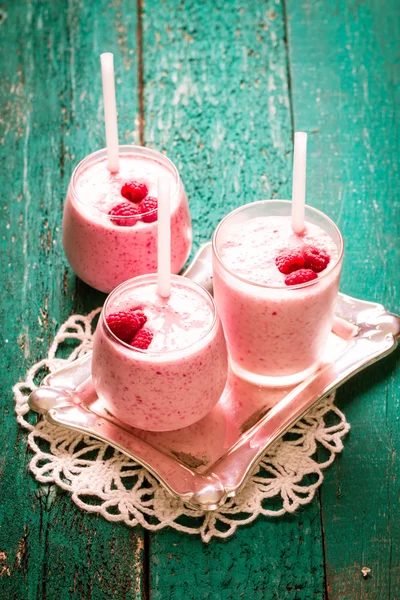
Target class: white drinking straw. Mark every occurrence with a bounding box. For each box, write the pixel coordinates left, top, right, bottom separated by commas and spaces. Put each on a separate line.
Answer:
291, 131, 307, 234
100, 52, 120, 172
157, 176, 171, 298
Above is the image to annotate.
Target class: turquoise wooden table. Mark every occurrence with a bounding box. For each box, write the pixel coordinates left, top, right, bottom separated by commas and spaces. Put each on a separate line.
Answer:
1, 1, 399, 598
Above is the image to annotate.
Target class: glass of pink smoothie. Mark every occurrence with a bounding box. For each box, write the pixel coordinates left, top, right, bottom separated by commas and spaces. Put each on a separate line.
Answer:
63, 145, 192, 293
92, 274, 228, 431
212, 200, 343, 386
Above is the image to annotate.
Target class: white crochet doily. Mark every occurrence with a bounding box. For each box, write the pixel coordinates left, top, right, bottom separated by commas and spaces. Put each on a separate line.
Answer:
14, 309, 350, 542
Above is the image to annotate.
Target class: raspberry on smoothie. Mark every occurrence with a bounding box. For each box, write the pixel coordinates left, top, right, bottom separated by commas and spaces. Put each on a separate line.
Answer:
62, 146, 192, 293
212, 201, 343, 386
92, 275, 228, 431
121, 181, 148, 202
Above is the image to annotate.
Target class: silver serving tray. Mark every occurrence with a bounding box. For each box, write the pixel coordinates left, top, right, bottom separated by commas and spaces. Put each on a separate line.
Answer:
29, 244, 400, 510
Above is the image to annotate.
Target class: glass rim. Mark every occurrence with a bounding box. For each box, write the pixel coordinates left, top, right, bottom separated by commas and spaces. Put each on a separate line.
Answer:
102, 273, 219, 355
70, 144, 182, 220
212, 199, 344, 291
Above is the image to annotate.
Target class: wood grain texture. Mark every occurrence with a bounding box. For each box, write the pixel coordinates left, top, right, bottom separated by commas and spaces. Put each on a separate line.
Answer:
149, 508, 326, 600
0, 1, 145, 598
141, 1, 325, 598
142, 0, 293, 251
286, 0, 400, 598
1, 0, 399, 597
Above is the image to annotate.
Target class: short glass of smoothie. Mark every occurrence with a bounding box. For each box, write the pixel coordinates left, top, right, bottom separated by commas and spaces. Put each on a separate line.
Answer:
92, 274, 228, 431
212, 200, 343, 386
63, 145, 192, 293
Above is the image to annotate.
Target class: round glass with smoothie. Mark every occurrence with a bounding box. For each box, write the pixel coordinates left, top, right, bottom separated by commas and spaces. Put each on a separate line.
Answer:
63, 145, 192, 293
212, 200, 343, 386
92, 274, 228, 431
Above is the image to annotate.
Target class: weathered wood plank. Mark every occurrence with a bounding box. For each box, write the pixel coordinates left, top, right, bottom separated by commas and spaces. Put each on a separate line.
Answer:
0, 1, 145, 598
286, 0, 400, 598
142, 1, 325, 597
2, 0, 398, 597
149, 508, 326, 599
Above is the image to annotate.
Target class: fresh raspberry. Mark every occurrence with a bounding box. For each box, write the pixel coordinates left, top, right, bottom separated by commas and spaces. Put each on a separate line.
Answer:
120, 181, 148, 203
109, 202, 141, 227
302, 245, 331, 273
139, 196, 158, 223
284, 269, 318, 286
275, 249, 305, 274
106, 310, 147, 343
130, 328, 153, 350
132, 310, 147, 329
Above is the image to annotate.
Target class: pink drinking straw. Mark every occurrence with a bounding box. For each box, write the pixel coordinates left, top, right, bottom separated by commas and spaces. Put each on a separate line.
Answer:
157, 176, 171, 298
100, 53, 120, 173
291, 131, 307, 234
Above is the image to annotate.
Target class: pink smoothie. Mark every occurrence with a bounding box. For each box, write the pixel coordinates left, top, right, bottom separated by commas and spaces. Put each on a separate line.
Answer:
92, 275, 228, 431
213, 204, 343, 386
63, 146, 192, 293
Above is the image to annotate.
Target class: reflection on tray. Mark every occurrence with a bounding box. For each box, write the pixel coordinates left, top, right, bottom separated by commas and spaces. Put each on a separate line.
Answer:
88, 369, 293, 474
83, 327, 349, 474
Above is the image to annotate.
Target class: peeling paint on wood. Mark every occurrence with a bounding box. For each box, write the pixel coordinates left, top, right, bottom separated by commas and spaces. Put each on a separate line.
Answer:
0, 1, 144, 598
287, 0, 400, 598
0, 0, 398, 598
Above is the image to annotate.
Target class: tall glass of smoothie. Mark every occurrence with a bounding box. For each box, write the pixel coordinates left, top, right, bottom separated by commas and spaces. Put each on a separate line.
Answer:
62, 145, 192, 293
92, 274, 228, 431
212, 200, 343, 386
